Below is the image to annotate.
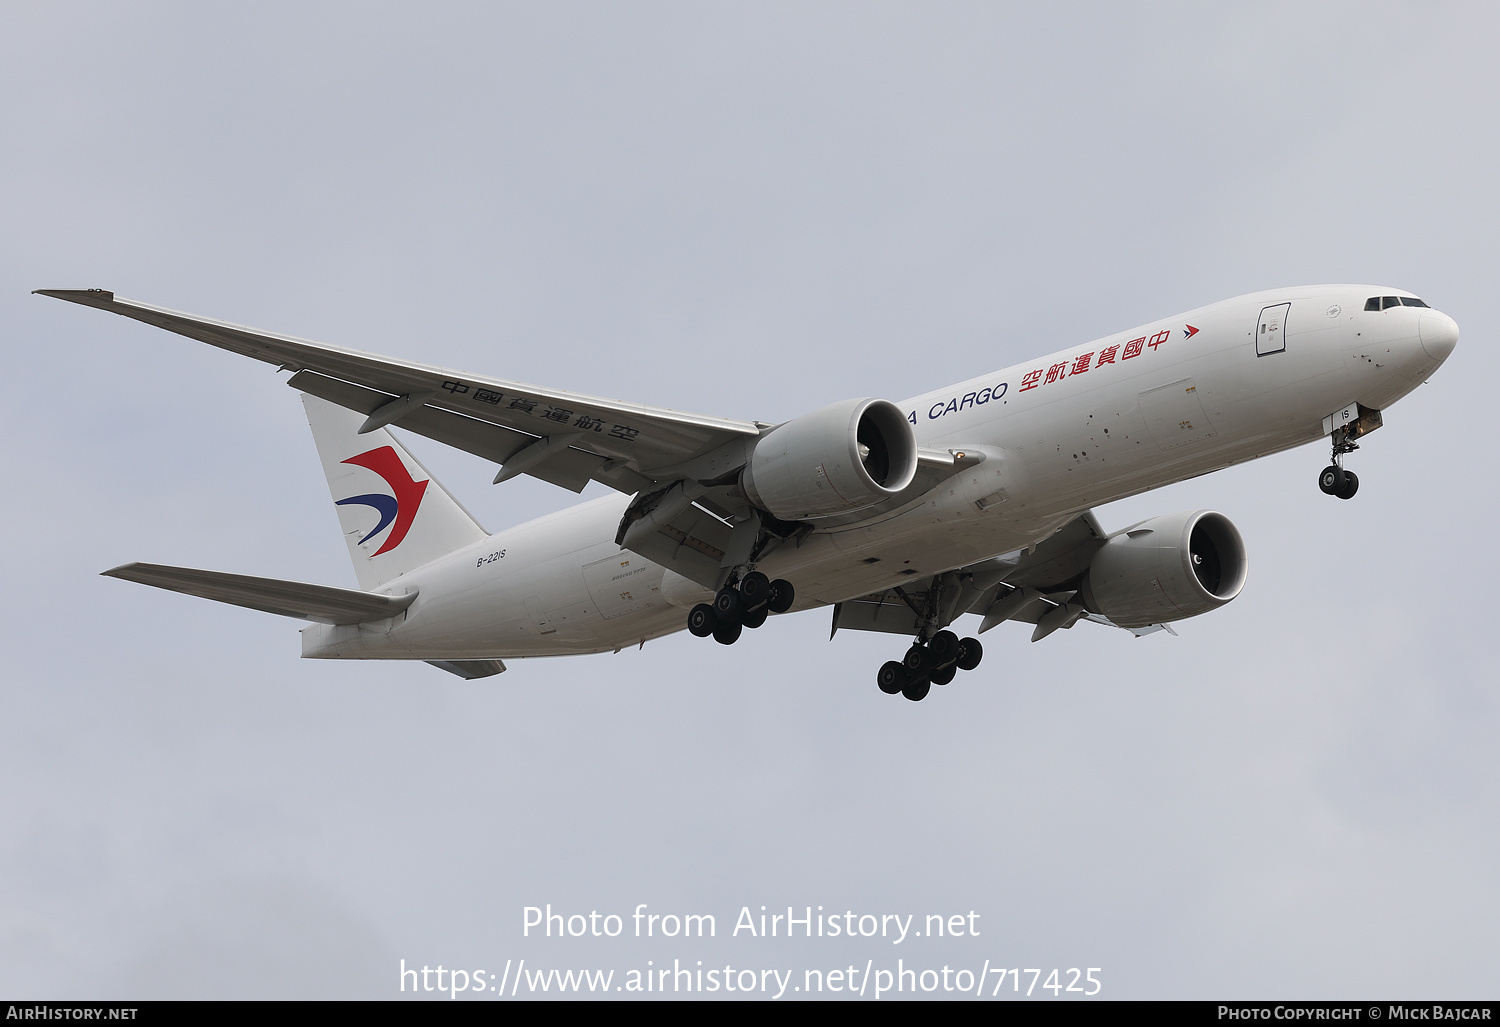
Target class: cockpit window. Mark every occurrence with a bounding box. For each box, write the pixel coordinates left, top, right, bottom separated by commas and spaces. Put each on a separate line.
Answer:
1367, 295, 1431, 310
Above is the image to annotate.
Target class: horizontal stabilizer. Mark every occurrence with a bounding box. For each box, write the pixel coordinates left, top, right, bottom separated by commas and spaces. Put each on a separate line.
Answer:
102, 562, 416, 624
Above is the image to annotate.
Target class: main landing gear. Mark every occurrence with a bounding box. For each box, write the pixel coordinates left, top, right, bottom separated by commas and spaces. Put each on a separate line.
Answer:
877, 630, 983, 702
686, 571, 795, 645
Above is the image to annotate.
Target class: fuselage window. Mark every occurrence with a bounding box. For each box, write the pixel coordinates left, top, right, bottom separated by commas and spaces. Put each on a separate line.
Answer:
1400, 297, 1429, 307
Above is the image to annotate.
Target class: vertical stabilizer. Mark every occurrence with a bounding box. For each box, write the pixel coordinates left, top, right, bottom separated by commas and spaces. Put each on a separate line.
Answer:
303, 394, 488, 590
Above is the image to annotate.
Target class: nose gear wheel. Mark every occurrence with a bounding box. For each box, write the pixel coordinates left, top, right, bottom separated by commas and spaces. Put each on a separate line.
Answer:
1319, 422, 1366, 499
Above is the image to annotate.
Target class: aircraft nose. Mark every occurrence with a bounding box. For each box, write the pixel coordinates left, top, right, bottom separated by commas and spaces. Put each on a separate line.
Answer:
1418, 312, 1459, 362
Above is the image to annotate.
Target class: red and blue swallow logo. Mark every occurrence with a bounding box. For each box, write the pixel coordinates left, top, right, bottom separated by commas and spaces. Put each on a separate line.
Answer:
336, 447, 428, 556
1183, 324, 1200, 340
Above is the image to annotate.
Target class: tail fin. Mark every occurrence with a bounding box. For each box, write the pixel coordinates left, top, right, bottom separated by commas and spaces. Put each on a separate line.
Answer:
303, 394, 487, 589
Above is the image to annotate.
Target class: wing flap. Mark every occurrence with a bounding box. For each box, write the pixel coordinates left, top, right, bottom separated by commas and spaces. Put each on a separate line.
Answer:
102, 562, 417, 624
619, 501, 733, 589
830, 593, 923, 636
290, 369, 628, 493
425, 659, 507, 679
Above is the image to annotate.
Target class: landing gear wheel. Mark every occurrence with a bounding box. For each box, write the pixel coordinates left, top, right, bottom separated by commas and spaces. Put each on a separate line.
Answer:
901, 676, 931, 702
930, 664, 957, 686
767, 579, 796, 614
956, 637, 983, 671
902, 644, 928, 672
712, 586, 743, 620
739, 571, 772, 608
686, 604, 717, 637
1336, 470, 1360, 500
929, 630, 960, 663
741, 606, 768, 629
712, 619, 743, 645
877, 661, 906, 695
1318, 465, 1346, 495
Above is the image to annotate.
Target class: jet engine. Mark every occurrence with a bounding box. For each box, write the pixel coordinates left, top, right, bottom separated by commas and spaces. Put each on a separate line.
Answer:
741, 398, 918, 521
1078, 510, 1247, 628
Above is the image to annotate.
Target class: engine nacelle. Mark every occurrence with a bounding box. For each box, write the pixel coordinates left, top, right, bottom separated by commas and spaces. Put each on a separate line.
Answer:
741, 398, 918, 521
1079, 510, 1248, 628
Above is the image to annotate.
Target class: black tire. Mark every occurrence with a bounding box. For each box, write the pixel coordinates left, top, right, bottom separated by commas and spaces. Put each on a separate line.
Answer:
1336, 470, 1360, 500
877, 661, 906, 694
930, 664, 957, 686
902, 676, 931, 702
687, 604, 717, 637
1318, 465, 1345, 495
742, 606, 768, 629
767, 578, 796, 614
713, 586, 743, 620
929, 630, 960, 663
956, 637, 983, 671
739, 571, 772, 609
902, 644, 928, 672
712, 619, 743, 645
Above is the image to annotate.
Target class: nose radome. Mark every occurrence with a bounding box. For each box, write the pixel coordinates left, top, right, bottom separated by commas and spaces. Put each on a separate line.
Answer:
1419, 312, 1459, 362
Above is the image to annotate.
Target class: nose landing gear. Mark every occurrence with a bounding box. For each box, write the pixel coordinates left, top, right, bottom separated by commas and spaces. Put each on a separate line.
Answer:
1318, 429, 1360, 500
877, 630, 984, 701
1318, 406, 1382, 500
685, 571, 795, 645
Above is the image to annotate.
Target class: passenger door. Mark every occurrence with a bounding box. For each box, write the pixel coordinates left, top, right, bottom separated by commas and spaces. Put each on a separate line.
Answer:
1256, 303, 1290, 357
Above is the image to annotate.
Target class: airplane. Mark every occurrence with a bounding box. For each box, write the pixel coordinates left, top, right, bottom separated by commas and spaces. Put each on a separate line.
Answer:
37, 285, 1458, 701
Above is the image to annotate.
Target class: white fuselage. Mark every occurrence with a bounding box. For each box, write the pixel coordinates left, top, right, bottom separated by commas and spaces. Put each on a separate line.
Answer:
301, 285, 1457, 661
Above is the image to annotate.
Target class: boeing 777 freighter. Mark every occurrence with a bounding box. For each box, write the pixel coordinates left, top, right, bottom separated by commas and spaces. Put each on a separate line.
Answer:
39, 286, 1458, 700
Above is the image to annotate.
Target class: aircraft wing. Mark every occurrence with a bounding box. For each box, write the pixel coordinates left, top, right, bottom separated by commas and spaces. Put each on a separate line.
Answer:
830, 511, 1176, 641
38, 289, 764, 494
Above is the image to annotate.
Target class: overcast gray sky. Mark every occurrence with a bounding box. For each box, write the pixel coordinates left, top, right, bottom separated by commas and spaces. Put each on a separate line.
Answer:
3, 1, 1496, 1000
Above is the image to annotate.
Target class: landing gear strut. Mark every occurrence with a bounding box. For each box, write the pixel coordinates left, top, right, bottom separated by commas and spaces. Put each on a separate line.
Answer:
877, 630, 984, 701
1318, 425, 1362, 500
685, 571, 795, 645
